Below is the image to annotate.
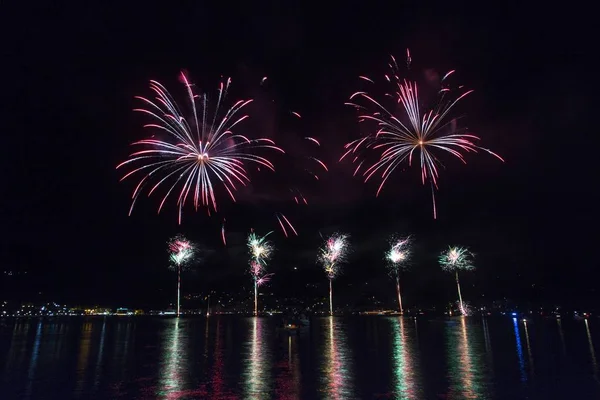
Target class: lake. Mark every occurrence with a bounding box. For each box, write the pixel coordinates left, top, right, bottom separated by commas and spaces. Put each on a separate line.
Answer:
0, 316, 598, 399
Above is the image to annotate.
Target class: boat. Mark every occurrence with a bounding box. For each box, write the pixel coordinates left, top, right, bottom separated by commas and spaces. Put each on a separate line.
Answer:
282, 322, 300, 334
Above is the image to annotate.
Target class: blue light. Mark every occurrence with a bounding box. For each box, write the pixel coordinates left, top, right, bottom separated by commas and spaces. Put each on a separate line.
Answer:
511, 312, 517, 316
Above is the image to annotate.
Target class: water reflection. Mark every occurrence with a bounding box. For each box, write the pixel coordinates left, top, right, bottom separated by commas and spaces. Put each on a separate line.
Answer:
158, 319, 189, 398
446, 317, 487, 399
389, 317, 420, 398
93, 319, 107, 391
557, 318, 567, 355
113, 321, 133, 375
24, 320, 42, 398
243, 317, 272, 398
584, 319, 598, 381
210, 318, 227, 398
320, 317, 353, 399
512, 317, 526, 382
274, 335, 301, 399
74, 322, 93, 396
482, 318, 492, 355
523, 320, 534, 377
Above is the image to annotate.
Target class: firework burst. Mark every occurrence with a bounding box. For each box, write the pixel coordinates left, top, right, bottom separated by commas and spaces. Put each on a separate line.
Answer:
248, 231, 274, 315
117, 71, 284, 224
342, 50, 503, 218
386, 237, 411, 314
439, 246, 474, 316
168, 235, 195, 316
319, 233, 350, 315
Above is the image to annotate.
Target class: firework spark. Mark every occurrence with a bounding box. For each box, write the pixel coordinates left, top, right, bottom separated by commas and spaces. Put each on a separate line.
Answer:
439, 246, 474, 272
248, 232, 274, 315
168, 235, 194, 316
440, 246, 474, 316
117, 71, 284, 224
257, 273, 274, 286
319, 233, 350, 315
342, 50, 503, 218
221, 219, 226, 246
386, 237, 411, 314
275, 213, 298, 238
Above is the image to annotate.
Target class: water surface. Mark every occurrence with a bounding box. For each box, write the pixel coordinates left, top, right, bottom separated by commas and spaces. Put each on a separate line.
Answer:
1, 316, 598, 399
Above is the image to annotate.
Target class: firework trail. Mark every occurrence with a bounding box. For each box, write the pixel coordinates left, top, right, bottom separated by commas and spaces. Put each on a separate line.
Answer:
168, 235, 194, 316
318, 233, 350, 315
275, 213, 298, 238
117, 71, 284, 224
342, 49, 503, 218
256, 78, 327, 234
439, 246, 474, 316
386, 237, 411, 314
248, 232, 274, 315
221, 219, 226, 246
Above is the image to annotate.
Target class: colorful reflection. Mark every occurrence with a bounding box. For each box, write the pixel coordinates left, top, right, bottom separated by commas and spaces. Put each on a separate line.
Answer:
158, 319, 189, 398
585, 319, 598, 381
209, 318, 226, 398
320, 317, 353, 399
512, 317, 526, 382
274, 335, 301, 399
390, 317, 420, 398
243, 317, 272, 398
446, 317, 487, 399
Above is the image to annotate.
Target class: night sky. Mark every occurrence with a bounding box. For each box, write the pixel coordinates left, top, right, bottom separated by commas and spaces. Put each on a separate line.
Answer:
0, 3, 595, 308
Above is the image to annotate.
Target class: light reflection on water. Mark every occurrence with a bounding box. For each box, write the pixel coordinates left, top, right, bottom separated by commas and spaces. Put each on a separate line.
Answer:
92, 318, 106, 392
319, 317, 354, 399
24, 320, 42, 399
274, 332, 301, 399
446, 317, 490, 399
512, 317, 527, 382
158, 318, 186, 398
242, 317, 272, 399
74, 322, 93, 396
1, 316, 600, 399
523, 320, 535, 378
390, 317, 421, 398
585, 319, 598, 381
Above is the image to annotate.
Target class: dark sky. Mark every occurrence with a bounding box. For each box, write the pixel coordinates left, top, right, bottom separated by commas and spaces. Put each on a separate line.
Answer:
0, 3, 596, 308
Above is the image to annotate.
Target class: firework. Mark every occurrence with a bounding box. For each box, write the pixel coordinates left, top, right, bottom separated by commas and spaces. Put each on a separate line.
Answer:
168, 235, 194, 316
439, 246, 474, 316
247, 232, 274, 316
221, 219, 226, 246
319, 233, 350, 315
275, 212, 298, 238
117, 71, 284, 224
386, 237, 411, 314
342, 50, 503, 218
